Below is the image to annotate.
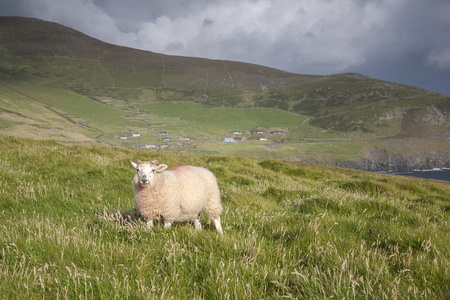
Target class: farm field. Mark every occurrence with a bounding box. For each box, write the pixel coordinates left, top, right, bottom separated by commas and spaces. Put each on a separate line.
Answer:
136, 102, 308, 130
1, 83, 339, 156
135, 102, 309, 141
6, 84, 144, 129
194, 141, 365, 162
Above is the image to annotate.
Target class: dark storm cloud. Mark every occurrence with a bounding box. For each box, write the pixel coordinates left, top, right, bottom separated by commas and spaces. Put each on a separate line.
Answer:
1, 0, 450, 95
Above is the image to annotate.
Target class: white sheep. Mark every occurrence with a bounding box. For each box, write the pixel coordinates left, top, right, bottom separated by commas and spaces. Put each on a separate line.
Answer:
130, 159, 223, 234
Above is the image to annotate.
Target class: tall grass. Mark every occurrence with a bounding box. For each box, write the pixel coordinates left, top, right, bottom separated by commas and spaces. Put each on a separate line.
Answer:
0, 136, 449, 299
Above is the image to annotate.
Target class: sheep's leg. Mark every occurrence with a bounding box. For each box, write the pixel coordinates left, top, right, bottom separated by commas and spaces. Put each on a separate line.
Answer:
146, 219, 153, 227
194, 214, 202, 230
164, 221, 172, 228
214, 217, 223, 234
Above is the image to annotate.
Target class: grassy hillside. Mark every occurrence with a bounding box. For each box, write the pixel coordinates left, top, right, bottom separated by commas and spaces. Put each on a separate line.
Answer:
0, 17, 449, 169
0, 136, 449, 299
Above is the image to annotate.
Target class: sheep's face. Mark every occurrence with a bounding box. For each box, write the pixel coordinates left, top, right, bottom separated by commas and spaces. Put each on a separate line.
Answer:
131, 159, 167, 187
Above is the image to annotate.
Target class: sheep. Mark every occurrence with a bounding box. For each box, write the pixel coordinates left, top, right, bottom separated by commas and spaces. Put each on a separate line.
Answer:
130, 159, 223, 234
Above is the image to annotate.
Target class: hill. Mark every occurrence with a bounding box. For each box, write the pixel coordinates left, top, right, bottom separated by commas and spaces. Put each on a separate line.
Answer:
0, 135, 449, 298
0, 17, 316, 90
0, 17, 449, 171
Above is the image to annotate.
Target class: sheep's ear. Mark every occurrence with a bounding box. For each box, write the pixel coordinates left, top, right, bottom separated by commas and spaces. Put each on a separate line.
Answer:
151, 159, 159, 165
155, 164, 168, 173
130, 160, 138, 169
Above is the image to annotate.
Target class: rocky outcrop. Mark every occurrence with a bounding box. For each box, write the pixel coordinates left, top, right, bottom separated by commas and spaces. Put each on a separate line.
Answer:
337, 146, 450, 172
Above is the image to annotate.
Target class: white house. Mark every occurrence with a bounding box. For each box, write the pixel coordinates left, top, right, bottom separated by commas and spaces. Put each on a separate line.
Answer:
223, 138, 238, 143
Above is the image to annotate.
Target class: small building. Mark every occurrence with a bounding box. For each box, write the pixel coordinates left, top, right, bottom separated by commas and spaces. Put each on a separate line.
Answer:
162, 138, 171, 142
132, 133, 141, 138
251, 130, 264, 134
270, 130, 284, 135
222, 138, 238, 143
230, 130, 242, 135
156, 132, 168, 136
179, 136, 191, 141
259, 137, 268, 141
119, 136, 128, 140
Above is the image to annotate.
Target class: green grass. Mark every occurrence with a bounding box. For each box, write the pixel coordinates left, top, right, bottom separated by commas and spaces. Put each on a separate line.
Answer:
197, 142, 364, 162
137, 102, 308, 132
0, 118, 13, 128
7, 83, 144, 128
0, 85, 100, 141
108, 68, 164, 88
1, 135, 449, 299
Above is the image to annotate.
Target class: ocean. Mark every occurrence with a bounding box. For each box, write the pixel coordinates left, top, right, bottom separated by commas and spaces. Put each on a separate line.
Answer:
380, 168, 450, 182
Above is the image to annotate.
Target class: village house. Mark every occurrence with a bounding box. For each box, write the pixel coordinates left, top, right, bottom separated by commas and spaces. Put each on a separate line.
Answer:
270, 130, 284, 135
179, 136, 191, 141
156, 132, 168, 136
251, 129, 264, 134
222, 138, 238, 143
143, 144, 156, 149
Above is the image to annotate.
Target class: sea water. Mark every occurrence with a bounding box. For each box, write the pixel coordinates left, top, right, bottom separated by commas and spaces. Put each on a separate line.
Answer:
380, 168, 450, 182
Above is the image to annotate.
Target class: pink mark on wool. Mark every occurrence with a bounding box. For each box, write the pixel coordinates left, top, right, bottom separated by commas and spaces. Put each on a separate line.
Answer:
150, 209, 161, 218
170, 165, 190, 173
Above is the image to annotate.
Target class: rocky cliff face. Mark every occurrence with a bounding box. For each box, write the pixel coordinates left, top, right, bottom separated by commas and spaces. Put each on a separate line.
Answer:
338, 146, 450, 172
337, 103, 450, 172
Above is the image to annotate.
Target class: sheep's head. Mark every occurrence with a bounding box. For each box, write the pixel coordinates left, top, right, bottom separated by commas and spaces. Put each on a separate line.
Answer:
131, 159, 168, 187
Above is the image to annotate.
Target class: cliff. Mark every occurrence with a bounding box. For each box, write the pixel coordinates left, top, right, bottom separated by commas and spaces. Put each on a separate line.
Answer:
338, 146, 450, 171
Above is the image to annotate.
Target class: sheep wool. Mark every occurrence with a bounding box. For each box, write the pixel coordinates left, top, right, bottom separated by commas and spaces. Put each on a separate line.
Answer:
131, 159, 223, 234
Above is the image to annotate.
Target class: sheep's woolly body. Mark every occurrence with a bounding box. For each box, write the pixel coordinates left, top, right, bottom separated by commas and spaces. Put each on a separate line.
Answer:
131, 161, 223, 233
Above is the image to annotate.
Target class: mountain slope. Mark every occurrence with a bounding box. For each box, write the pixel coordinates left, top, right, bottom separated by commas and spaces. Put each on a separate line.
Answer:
0, 17, 449, 170
0, 17, 317, 90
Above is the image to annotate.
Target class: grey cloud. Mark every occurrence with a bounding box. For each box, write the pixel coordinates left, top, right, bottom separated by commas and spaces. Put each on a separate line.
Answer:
202, 18, 213, 27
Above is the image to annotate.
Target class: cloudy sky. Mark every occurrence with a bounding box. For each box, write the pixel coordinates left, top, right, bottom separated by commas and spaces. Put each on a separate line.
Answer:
2, 0, 450, 95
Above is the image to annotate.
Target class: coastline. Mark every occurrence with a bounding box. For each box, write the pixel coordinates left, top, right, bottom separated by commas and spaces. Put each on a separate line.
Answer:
379, 168, 450, 182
